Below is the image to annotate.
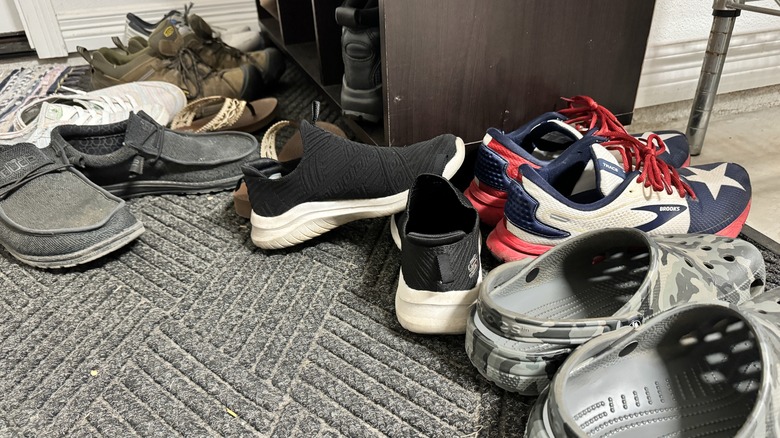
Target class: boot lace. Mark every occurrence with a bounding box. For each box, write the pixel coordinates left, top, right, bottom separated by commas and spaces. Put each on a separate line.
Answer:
557, 95, 627, 136
601, 131, 695, 199
167, 47, 216, 99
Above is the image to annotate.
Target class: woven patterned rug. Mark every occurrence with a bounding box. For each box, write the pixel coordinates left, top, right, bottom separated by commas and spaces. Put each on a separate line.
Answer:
0, 58, 778, 437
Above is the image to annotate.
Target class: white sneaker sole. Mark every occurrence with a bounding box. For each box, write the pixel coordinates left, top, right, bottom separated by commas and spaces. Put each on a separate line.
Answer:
250, 137, 466, 249
395, 270, 481, 335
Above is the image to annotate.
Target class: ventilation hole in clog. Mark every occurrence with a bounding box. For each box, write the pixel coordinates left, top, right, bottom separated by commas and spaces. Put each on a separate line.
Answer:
757, 310, 767, 315
619, 341, 638, 357
734, 379, 759, 393
738, 361, 761, 375
731, 339, 754, 353
609, 252, 625, 260
726, 321, 745, 333
704, 331, 722, 342
705, 352, 728, 365
725, 238, 734, 243
750, 278, 764, 295
630, 251, 649, 261
701, 370, 726, 384
702, 246, 712, 251
525, 268, 539, 283
685, 258, 694, 268
604, 265, 626, 274
704, 262, 715, 269
679, 333, 698, 346
723, 254, 735, 262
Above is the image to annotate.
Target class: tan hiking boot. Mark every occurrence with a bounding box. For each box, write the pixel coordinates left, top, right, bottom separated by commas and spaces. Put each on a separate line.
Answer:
80, 20, 263, 100
120, 15, 285, 87
187, 14, 285, 85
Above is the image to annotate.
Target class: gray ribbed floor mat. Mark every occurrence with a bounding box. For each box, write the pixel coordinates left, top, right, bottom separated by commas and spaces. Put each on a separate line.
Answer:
0, 58, 778, 437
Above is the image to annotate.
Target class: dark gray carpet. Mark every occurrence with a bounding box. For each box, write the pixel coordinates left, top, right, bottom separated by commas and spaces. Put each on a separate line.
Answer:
0, 59, 778, 437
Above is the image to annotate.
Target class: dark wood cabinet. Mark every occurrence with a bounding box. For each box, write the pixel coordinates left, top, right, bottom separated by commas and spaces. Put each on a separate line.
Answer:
257, 0, 656, 146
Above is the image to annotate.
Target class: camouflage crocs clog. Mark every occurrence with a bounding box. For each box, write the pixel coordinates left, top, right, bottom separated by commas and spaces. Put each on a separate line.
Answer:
466, 228, 765, 395
526, 287, 780, 438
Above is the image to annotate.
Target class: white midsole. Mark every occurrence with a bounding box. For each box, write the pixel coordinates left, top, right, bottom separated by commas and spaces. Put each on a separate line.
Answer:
251, 137, 466, 248
395, 270, 482, 335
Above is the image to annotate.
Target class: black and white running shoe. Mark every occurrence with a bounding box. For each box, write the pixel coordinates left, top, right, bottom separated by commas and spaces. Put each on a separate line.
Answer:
242, 121, 465, 249
395, 174, 481, 334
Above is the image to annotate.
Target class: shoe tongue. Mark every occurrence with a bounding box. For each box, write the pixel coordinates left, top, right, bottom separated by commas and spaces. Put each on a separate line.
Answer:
571, 143, 627, 197
0, 143, 52, 185
526, 119, 583, 153
187, 14, 216, 40
148, 19, 194, 57
39, 102, 81, 123
406, 231, 466, 246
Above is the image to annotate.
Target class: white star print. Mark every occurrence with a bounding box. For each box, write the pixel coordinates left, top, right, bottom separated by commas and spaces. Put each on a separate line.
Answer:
684, 163, 744, 199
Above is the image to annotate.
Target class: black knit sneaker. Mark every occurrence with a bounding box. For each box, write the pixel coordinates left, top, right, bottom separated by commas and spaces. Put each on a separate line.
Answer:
49, 111, 259, 198
395, 174, 481, 334
242, 121, 465, 249
0, 143, 144, 268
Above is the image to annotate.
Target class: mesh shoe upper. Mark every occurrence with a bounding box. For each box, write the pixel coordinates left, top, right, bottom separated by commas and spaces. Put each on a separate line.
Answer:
497, 137, 751, 248
243, 121, 461, 217
399, 174, 480, 292
472, 110, 691, 194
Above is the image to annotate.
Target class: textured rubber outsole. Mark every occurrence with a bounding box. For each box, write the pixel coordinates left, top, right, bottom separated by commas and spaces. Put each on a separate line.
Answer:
395, 270, 480, 335
341, 79, 382, 123
465, 308, 568, 395
3, 222, 145, 269
251, 138, 466, 249
463, 180, 507, 227
103, 176, 242, 199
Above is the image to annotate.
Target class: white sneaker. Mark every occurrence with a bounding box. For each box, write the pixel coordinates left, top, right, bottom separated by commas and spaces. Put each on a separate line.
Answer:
0, 82, 186, 148
222, 30, 264, 52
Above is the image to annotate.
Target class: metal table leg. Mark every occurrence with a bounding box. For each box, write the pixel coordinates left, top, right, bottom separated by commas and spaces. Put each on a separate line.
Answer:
686, 0, 780, 155
686, 0, 741, 155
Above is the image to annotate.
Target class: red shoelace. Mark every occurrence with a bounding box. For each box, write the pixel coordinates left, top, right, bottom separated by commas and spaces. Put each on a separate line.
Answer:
557, 95, 627, 135
601, 131, 696, 199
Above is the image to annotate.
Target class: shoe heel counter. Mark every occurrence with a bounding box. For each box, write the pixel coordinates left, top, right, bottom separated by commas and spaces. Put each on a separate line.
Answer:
474, 135, 510, 191
401, 234, 481, 292
504, 177, 569, 238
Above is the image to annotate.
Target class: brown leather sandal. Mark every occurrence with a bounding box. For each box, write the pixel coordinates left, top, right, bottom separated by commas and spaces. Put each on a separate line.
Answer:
233, 117, 347, 219
171, 96, 277, 133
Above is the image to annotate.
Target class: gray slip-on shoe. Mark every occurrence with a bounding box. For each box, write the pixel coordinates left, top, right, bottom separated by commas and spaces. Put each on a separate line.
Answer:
0, 143, 144, 268
527, 287, 780, 438
49, 111, 259, 198
466, 228, 766, 395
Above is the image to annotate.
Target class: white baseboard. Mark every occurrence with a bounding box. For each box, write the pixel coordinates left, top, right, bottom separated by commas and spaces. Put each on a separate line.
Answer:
636, 28, 780, 108
55, 0, 260, 53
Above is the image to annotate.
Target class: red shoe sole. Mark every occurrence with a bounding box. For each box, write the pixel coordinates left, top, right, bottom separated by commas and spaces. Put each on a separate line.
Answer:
485, 220, 555, 262
715, 200, 751, 238
464, 181, 507, 227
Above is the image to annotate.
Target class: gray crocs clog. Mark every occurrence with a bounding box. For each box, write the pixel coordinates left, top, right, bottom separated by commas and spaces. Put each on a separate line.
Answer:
466, 228, 766, 395
526, 287, 780, 437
